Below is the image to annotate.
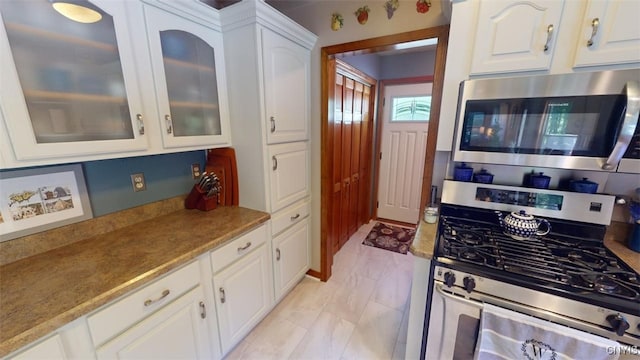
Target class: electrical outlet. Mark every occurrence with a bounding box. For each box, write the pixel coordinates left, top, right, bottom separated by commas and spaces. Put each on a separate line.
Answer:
191, 163, 202, 179
131, 173, 146, 192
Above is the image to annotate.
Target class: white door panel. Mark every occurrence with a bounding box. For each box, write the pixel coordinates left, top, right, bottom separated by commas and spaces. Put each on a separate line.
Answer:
377, 83, 430, 224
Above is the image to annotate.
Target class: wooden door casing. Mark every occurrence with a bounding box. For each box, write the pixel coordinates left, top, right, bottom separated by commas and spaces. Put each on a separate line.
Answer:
331, 71, 344, 253
359, 85, 373, 228
321, 26, 450, 281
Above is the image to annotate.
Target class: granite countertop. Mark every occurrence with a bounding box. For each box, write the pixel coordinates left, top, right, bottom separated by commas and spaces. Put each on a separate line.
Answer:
409, 219, 438, 259
0, 206, 270, 357
410, 220, 640, 274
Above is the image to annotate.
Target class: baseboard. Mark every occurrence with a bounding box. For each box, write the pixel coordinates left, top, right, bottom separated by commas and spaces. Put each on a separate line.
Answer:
306, 269, 322, 280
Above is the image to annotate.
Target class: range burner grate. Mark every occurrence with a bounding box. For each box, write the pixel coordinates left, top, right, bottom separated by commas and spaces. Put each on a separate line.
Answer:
437, 214, 640, 302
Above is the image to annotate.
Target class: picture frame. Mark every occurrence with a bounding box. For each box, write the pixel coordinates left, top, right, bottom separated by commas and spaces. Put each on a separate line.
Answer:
0, 164, 92, 241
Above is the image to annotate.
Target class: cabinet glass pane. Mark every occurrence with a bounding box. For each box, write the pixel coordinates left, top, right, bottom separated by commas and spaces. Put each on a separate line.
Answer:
160, 30, 221, 137
0, 0, 134, 143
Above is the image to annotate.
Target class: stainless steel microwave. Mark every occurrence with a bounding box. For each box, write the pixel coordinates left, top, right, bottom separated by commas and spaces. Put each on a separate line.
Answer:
451, 69, 640, 173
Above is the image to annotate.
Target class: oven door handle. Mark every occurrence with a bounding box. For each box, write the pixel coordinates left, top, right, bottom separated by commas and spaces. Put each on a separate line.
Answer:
435, 284, 627, 340
602, 80, 640, 170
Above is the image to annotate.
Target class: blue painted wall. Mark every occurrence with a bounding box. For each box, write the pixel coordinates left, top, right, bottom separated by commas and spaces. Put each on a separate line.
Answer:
83, 151, 205, 216
1, 151, 206, 218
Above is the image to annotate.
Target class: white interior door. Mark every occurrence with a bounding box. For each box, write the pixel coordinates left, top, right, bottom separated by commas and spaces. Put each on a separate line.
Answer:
377, 83, 431, 224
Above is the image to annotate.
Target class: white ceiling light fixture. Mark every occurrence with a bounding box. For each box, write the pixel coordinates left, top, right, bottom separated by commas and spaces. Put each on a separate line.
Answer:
51, 1, 102, 24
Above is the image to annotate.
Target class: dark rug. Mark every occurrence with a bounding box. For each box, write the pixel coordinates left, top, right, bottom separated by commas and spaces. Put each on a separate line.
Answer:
363, 222, 416, 255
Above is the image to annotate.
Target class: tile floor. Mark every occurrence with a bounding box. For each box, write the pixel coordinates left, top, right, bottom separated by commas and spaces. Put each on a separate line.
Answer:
225, 221, 415, 360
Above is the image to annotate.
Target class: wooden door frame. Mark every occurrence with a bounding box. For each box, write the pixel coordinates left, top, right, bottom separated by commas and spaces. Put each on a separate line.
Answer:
320, 26, 450, 281
372, 75, 434, 223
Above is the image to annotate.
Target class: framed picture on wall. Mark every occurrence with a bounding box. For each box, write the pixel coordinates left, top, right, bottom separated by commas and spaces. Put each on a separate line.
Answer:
0, 164, 92, 241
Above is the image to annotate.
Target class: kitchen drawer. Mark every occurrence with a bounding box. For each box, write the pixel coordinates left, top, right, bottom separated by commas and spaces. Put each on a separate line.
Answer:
87, 261, 200, 347
210, 224, 267, 273
270, 199, 309, 237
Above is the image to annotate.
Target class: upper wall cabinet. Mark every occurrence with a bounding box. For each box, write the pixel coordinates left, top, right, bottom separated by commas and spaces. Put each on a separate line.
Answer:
143, 4, 230, 149
0, 0, 231, 168
573, 0, 640, 68
468, 0, 640, 76
469, 0, 564, 75
0, 0, 148, 160
262, 28, 310, 144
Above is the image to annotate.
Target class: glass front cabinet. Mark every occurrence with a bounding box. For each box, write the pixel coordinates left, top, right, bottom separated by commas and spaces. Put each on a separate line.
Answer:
143, 4, 230, 149
0, 0, 230, 164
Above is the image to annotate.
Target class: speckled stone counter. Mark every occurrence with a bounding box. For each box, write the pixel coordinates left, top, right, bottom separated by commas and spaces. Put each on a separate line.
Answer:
604, 221, 639, 274
0, 206, 269, 357
409, 219, 639, 274
409, 219, 438, 259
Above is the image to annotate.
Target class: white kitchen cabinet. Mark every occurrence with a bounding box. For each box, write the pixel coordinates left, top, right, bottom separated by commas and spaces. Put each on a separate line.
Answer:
469, 0, 564, 75
4, 312, 102, 360
272, 216, 310, 302
221, 2, 315, 309
87, 260, 219, 360
142, 3, 231, 149
469, 0, 640, 76
95, 286, 213, 360
221, 0, 315, 215
210, 225, 273, 355
0, 0, 148, 161
6, 334, 67, 360
573, 0, 640, 68
263, 28, 310, 144
268, 142, 310, 213
0, 0, 230, 168
405, 254, 431, 359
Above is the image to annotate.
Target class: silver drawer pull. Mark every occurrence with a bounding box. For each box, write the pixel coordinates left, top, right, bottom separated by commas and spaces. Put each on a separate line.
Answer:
136, 113, 145, 135
290, 213, 300, 221
276, 248, 281, 261
219, 287, 226, 303
237, 242, 252, 252
165, 114, 173, 134
587, 18, 599, 47
272, 156, 278, 171
199, 301, 206, 319
144, 289, 170, 306
270, 116, 276, 133
543, 24, 554, 52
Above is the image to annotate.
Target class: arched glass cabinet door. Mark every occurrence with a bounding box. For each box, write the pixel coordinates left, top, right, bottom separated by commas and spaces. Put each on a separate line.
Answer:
0, 0, 147, 160
144, 5, 230, 149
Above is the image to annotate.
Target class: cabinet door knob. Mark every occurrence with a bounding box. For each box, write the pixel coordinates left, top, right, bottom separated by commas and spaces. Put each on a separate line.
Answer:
587, 18, 600, 47
270, 116, 276, 133
543, 24, 554, 52
199, 301, 206, 319
143, 289, 170, 306
276, 248, 281, 261
165, 114, 173, 134
219, 287, 226, 303
136, 114, 145, 135
272, 156, 278, 171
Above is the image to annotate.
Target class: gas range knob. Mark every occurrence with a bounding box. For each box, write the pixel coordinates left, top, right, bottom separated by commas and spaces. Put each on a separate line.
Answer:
443, 271, 456, 287
463, 276, 476, 293
606, 314, 630, 336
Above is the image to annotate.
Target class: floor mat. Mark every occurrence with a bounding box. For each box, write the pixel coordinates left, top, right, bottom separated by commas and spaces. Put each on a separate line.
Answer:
362, 222, 416, 255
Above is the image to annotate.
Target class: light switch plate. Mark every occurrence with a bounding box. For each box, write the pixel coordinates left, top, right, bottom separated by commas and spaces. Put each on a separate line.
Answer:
131, 173, 146, 192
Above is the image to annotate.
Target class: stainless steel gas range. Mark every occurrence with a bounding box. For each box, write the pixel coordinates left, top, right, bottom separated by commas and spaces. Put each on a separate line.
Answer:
423, 180, 640, 359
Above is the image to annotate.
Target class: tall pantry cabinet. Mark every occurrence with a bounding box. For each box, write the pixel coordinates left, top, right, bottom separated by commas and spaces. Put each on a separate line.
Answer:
220, 0, 317, 302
